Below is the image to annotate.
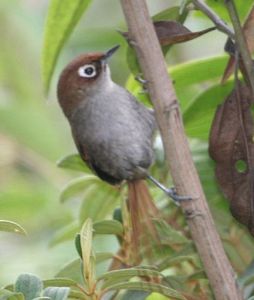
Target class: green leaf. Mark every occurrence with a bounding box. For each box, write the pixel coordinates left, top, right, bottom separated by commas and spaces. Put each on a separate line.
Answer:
154, 219, 189, 245
41, 0, 92, 92
156, 244, 196, 271
122, 290, 150, 300
55, 259, 83, 284
75, 234, 82, 259
0, 290, 25, 300
202, 0, 253, 23
49, 222, 79, 247
59, 175, 99, 203
57, 154, 89, 173
0, 220, 26, 235
95, 252, 114, 263
79, 181, 121, 223
152, 5, 189, 22
105, 281, 186, 300
183, 82, 233, 140
80, 219, 96, 286
43, 278, 77, 288
98, 268, 162, 289
43, 287, 70, 300
14, 274, 43, 300
93, 220, 123, 236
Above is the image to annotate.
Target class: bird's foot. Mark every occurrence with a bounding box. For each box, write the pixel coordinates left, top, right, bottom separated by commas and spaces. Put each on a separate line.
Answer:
147, 174, 192, 206
135, 74, 149, 93
163, 187, 192, 206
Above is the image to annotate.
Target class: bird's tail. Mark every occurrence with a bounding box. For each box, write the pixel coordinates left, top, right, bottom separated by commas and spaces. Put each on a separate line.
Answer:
127, 179, 160, 262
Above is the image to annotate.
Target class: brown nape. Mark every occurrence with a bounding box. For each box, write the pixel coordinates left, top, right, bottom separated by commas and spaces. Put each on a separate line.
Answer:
57, 52, 104, 117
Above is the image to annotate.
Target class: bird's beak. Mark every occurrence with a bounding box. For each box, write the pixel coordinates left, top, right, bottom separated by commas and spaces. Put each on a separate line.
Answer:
102, 45, 120, 61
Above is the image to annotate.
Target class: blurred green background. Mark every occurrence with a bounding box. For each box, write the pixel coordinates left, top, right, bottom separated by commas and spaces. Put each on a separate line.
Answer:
0, 0, 247, 288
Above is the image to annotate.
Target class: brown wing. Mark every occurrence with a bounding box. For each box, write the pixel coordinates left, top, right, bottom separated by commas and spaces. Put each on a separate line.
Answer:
72, 131, 122, 185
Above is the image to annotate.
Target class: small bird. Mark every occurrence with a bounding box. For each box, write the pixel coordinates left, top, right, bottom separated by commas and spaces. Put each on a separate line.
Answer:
57, 46, 164, 257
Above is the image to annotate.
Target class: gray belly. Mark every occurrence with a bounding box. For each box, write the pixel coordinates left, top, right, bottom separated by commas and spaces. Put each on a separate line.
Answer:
71, 87, 155, 181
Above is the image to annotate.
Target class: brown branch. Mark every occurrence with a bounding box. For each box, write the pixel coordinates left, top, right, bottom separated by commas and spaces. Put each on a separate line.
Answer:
225, 0, 254, 96
120, 1, 243, 299
192, 0, 235, 39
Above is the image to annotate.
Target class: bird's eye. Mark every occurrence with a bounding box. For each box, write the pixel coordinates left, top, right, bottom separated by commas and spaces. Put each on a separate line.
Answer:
78, 64, 97, 78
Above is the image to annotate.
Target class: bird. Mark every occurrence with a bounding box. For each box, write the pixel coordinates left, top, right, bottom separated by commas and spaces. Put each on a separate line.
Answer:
57, 45, 178, 260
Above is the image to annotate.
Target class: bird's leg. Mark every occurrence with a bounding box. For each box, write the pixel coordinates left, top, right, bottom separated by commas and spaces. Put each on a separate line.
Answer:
147, 174, 192, 205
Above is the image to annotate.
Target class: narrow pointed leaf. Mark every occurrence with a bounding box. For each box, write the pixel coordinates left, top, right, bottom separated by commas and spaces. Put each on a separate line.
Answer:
43, 278, 77, 288
105, 281, 186, 300
42, 0, 92, 92
0, 220, 27, 235
59, 175, 98, 203
57, 154, 89, 173
99, 268, 163, 289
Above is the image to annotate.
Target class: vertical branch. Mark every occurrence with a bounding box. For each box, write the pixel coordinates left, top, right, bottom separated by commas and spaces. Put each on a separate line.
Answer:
120, 1, 243, 299
225, 0, 254, 95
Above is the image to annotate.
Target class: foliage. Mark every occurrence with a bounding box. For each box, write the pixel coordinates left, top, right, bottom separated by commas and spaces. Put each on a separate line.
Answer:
1, 0, 254, 299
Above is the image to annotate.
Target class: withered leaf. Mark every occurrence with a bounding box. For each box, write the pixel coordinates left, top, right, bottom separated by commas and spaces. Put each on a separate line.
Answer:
209, 84, 254, 235
222, 5, 254, 83
120, 21, 216, 47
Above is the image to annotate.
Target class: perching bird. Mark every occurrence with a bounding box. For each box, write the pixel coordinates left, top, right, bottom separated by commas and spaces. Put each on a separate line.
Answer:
57, 45, 179, 257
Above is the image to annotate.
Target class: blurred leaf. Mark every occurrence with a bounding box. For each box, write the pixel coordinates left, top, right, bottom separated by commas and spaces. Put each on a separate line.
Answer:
0, 220, 26, 235
93, 220, 123, 236
184, 82, 233, 140
57, 154, 89, 173
75, 234, 82, 259
43, 278, 77, 288
96, 252, 114, 263
156, 244, 196, 271
42, 0, 92, 92
55, 259, 83, 284
122, 290, 150, 300
14, 274, 43, 300
43, 287, 70, 300
155, 219, 189, 245
105, 281, 186, 300
59, 175, 98, 203
79, 182, 121, 223
98, 268, 162, 289
0, 289, 24, 300
49, 222, 79, 247
152, 6, 188, 22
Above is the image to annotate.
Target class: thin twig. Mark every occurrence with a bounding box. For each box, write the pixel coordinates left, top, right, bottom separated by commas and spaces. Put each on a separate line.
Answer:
120, 0, 243, 299
192, 0, 234, 38
225, 0, 254, 96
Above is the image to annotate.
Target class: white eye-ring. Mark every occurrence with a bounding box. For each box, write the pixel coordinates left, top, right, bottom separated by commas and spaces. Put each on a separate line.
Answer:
78, 64, 97, 78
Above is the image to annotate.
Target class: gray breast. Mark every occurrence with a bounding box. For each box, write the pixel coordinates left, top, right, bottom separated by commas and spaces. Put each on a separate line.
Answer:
71, 83, 155, 181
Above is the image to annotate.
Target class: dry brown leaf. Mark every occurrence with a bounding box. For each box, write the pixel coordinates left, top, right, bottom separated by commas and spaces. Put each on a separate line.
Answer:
209, 84, 254, 235
120, 20, 215, 47
222, 5, 254, 83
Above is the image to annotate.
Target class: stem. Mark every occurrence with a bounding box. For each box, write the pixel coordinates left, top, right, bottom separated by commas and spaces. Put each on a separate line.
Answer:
225, 0, 254, 96
120, 1, 243, 299
192, 0, 235, 39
